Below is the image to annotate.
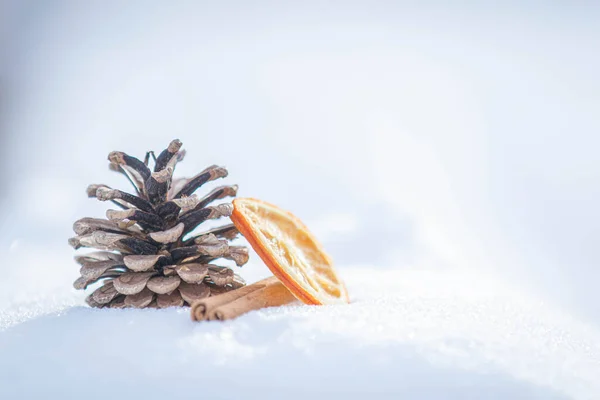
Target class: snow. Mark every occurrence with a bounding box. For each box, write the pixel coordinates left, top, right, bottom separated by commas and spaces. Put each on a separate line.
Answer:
1, 265, 599, 400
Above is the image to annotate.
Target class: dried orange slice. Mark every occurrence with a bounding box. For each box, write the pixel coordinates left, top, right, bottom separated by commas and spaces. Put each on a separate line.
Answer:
231, 198, 349, 305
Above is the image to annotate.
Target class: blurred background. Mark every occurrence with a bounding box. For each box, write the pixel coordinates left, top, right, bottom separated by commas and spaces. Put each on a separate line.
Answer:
0, 1, 598, 324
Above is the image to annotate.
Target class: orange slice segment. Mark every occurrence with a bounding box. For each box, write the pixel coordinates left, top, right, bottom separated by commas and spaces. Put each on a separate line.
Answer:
231, 198, 349, 305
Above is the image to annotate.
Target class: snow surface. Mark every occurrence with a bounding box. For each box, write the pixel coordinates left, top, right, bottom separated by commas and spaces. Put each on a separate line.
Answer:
1, 264, 599, 400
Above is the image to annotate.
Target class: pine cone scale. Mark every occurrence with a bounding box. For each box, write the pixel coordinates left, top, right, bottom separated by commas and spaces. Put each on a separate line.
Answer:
124, 288, 154, 308
92, 281, 119, 304
123, 254, 165, 271
174, 263, 208, 283
113, 272, 156, 295
148, 222, 184, 244
178, 282, 210, 303
147, 276, 181, 294
156, 292, 184, 308
79, 259, 123, 280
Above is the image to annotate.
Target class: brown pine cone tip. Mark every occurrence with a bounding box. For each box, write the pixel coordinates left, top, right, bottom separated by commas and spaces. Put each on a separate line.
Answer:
69, 139, 248, 309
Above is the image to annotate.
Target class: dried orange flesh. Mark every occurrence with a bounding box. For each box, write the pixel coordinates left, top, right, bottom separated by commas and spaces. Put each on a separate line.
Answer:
231, 198, 349, 305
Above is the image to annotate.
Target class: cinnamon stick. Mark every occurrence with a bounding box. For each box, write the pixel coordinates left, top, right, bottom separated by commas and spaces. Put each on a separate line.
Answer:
190, 276, 296, 321
190, 278, 269, 321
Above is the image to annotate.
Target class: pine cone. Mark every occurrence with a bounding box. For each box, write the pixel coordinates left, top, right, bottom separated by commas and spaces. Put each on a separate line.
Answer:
69, 139, 248, 308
